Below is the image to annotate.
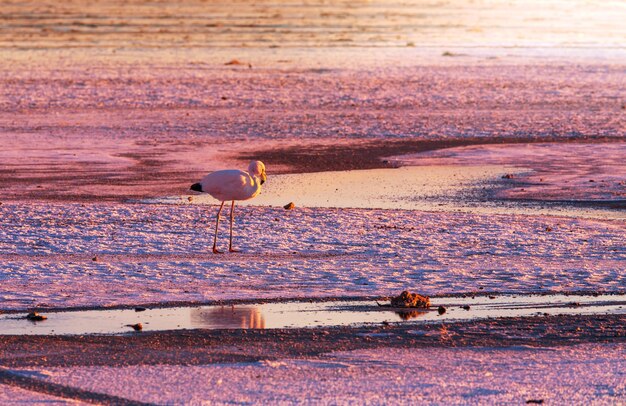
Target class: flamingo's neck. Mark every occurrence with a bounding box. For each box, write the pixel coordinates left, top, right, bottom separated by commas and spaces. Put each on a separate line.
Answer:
246, 173, 262, 198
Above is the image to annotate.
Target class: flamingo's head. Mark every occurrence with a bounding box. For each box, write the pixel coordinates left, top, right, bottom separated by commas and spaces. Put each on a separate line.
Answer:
248, 160, 267, 185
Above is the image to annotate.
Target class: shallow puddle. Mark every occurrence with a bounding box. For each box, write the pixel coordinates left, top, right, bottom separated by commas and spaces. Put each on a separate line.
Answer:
155, 165, 513, 209
149, 165, 623, 220
1, 294, 624, 336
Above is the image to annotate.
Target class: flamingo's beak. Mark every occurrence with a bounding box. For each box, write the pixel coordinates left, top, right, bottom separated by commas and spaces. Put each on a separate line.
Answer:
260, 173, 267, 185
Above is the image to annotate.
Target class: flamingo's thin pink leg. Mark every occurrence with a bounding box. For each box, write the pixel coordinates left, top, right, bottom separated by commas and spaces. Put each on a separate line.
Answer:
212, 201, 225, 254
229, 200, 240, 252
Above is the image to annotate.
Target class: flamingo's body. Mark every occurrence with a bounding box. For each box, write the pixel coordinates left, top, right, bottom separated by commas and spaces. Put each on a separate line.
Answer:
191, 161, 266, 253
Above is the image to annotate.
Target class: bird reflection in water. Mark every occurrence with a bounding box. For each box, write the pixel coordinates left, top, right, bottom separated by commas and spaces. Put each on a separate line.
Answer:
396, 310, 427, 321
191, 306, 266, 329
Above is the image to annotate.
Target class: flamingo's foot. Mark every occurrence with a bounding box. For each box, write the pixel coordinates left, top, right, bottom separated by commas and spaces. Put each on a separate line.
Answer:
212, 246, 224, 254
228, 247, 240, 253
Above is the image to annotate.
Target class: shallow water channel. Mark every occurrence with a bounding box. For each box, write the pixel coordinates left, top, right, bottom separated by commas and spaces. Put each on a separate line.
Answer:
1, 294, 624, 336
151, 165, 624, 220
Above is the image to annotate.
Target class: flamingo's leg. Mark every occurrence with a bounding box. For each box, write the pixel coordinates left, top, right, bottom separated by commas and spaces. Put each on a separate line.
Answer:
229, 200, 240, 252
213, 201, 225, 254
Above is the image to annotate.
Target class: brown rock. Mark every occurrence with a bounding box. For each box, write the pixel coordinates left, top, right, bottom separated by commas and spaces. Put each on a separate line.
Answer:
390, 290, 430, 308
284, 202, 295, 210
437, 306, 446, 315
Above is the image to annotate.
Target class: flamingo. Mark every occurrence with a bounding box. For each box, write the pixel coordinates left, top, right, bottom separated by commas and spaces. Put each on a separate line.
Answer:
190, 161, 267, 253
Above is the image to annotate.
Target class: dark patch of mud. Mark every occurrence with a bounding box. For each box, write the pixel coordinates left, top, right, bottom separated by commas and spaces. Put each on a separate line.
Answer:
499, 198, 626, 210
241, 136, 619, 174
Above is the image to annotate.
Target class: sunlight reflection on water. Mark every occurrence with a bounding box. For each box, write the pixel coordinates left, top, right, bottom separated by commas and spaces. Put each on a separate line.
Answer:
150, 165, 624, 220
1, 294, 624, 335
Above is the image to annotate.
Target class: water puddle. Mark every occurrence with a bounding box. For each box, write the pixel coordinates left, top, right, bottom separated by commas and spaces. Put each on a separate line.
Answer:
1, 294, 624, 336
146, 165, 623, 220
153, 165, 514, 209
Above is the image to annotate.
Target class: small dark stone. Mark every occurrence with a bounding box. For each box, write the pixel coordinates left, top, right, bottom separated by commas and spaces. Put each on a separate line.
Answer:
461, 305, 471, 310
284, 202, 295, 210
545, 226, 552, 232
26, 312, 47, 321
127, 323, 143, 331
526, 400, 544, 404
134, 307, 147, 312
92, 256, 98, 261
502, 174, 514, 179
489, 295, 496, 299
437, 306, 446, 315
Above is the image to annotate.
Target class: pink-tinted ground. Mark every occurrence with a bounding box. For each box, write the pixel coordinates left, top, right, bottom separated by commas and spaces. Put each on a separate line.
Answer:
0, 384, 69, 404
0, 313, 623, 404
395, 142, 626, 203
9, 344, 622, 405
1, 0, 625, 403
1, 63, 624, 202
0, 203, 624, 311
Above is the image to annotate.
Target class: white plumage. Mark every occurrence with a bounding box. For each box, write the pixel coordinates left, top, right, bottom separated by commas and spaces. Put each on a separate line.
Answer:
191, 161, 267, 253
